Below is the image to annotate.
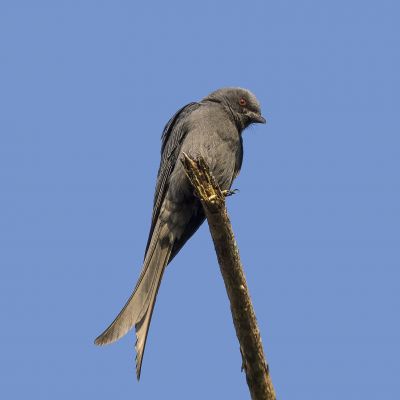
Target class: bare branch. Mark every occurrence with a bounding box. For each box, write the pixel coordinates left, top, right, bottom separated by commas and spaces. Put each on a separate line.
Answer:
181, 153, 276, 400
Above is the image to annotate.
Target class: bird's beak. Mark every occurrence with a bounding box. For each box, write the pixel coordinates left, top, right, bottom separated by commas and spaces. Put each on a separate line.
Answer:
249, 112, 266, 124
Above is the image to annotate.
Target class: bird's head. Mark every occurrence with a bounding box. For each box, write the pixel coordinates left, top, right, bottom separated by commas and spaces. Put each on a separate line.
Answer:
203, 87, 266, 130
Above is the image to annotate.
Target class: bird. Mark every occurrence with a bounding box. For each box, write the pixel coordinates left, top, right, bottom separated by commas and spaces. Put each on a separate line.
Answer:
94, 87, 266, 379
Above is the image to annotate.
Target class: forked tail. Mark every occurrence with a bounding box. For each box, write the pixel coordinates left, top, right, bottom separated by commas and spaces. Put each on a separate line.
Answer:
95, 222, 172, 378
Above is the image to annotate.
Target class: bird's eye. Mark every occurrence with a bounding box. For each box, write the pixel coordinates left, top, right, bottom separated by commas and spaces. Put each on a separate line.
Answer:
239, 98, 247, 106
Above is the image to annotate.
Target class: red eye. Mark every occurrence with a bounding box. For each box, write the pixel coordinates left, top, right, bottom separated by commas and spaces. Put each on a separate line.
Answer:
239, 98, 246, 106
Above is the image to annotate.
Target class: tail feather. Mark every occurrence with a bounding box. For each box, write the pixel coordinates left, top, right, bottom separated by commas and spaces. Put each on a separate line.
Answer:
95, 222, 173, 378
135, 245, 171, 379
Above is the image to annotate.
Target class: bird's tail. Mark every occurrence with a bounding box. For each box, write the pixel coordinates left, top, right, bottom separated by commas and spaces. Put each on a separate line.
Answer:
94, 222, 172, 378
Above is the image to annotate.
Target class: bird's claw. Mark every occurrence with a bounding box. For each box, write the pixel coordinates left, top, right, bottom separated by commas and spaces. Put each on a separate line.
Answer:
222, 189, 239, 197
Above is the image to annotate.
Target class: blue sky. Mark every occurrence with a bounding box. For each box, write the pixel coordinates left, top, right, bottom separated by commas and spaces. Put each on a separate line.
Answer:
1, 1, 399, 399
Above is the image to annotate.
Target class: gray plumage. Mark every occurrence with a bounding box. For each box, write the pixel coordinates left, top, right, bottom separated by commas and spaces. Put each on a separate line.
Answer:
94, 87, 266, 378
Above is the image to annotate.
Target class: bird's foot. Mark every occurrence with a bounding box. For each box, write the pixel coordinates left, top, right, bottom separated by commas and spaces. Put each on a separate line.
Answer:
222, 189, 239, 197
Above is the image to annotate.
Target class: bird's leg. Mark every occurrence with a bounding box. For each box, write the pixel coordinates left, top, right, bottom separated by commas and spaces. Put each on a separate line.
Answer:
209, 189, 238, 201
222, 189, 239, 197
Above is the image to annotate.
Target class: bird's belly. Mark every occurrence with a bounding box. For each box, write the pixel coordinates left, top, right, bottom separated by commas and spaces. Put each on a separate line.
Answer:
179, 131, 239, 191
158, 130, 239, 244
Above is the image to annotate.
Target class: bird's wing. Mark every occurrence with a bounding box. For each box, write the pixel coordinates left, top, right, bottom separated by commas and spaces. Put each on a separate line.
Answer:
144, 101, 200, 257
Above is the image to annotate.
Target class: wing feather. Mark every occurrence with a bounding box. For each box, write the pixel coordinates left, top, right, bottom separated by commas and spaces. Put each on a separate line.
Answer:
144, 102, 199, 257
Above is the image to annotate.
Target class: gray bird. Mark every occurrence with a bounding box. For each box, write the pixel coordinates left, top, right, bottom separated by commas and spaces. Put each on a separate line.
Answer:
95, 87, 266, 378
